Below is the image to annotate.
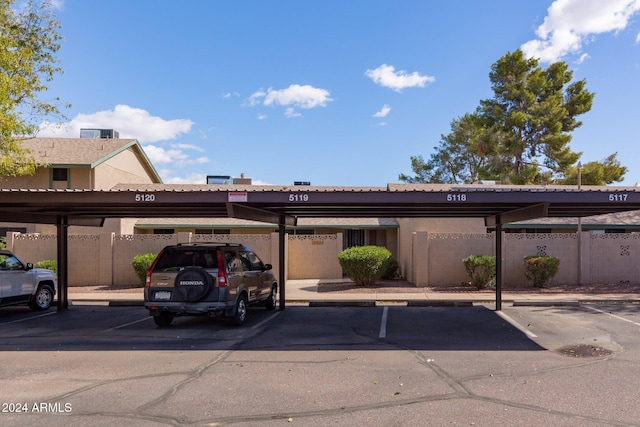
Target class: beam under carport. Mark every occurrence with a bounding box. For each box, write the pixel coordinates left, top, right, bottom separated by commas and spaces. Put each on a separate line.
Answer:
226, 202, 297, 226
486, 203, 549, 311
56, 216, 69, 311
226, 202, 296, 310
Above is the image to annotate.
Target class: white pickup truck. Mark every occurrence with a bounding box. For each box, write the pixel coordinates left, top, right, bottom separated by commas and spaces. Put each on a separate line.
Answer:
0, 250, 57, 311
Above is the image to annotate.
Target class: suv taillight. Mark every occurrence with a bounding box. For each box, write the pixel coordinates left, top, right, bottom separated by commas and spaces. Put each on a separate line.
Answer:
216, 250, 228, 287
145, 250, 163, 287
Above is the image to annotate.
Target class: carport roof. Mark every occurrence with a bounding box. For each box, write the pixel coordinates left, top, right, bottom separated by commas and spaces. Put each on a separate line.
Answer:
2, 183, 640, 227
134, 217, 399, 229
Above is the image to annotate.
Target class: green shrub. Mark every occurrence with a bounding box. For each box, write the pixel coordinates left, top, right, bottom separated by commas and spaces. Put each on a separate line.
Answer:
131, 253, 157, 286
462, 255, 496, 289
35, 260, 57, 274
382, 257, 400, 279
523, 255, 560, 288
338, 245, 395, 286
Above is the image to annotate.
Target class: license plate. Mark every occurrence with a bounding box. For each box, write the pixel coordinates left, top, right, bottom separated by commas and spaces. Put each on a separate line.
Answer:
154, 291, 171, 301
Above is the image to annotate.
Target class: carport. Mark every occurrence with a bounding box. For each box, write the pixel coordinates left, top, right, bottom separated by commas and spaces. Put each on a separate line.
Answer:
2, 183, 640, 312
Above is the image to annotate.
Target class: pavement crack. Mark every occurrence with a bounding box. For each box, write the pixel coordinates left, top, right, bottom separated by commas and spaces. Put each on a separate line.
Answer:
136, 350, 233, 413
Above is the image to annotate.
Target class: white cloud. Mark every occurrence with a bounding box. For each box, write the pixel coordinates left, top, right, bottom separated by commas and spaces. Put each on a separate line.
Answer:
161, 171, 208, 184
39, 104, 193, 143
257, 113, 268, 120
175, 143, 205, 152
247, 89, 267, 107
373, 104, 391, 118
142, 144, 210, 167
636, 32, 640, 43
142, 144, 189, 165
37, 105, 206, 176
248, 84, 333, 113
576, 53, 591, 64
521, 0, 640, 62
365, 64, 435, 92
50, 0, 65, 9
284, 108, 302, 118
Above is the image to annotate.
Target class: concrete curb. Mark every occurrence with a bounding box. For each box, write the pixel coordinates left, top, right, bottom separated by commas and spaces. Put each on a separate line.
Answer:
92, 298, 612, 308
513, 300, 581, 307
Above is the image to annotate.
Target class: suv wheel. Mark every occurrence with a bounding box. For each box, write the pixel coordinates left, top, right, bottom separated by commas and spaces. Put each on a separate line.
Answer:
29, 285, 54, 311
265, 285, 277, 311
154, 312, 174, 327
231, 294, 247, 326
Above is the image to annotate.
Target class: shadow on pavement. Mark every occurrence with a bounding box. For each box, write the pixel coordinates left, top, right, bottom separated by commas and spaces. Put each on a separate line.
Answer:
0, 305, 545, 352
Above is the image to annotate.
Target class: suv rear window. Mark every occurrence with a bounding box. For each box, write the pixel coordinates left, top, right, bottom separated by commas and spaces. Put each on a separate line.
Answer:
153, 248, 218, 271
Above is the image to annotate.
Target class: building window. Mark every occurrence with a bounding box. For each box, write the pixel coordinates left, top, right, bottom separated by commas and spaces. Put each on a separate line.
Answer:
346, 229, 365, 247
52, 168, 68, 181
153, 229, 174, 234
195, 229, 213, 235
214, 229, 231, 235
0, 227, 27, 236
287, 229, 314, 235
526, 228, 552, 234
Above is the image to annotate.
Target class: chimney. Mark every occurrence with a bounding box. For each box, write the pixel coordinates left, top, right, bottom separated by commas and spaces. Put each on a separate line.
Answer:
233, 173, 252, 185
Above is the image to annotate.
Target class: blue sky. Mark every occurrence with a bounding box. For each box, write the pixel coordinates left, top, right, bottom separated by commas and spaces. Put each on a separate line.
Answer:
40, 0, 640, 186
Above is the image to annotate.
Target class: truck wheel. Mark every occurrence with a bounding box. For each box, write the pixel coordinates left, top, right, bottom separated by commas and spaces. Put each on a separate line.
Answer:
29, 285, 54, 311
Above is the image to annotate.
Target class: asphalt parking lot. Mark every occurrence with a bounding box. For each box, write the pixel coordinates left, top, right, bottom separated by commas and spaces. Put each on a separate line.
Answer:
0, 302, 639, 426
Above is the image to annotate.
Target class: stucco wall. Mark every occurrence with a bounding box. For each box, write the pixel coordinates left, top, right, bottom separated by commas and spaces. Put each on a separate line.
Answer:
502, 233, 578, 288
588, 233, 640, 285
407, 232, 640, 287
8, 231, 640, 288
397, 217, 486, 283
0, 169, 50, 189
287, 234, 343, 279
8, 232, 345, 287
425, 233, 494, 286
93, 148, 157, 189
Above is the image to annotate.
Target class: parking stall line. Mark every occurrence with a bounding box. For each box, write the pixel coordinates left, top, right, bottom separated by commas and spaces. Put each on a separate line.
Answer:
250, 311, 281, 329
586, 306, 640, 327
496, 310, 538, 338
379, 306, 388, 339
0, 311, 57, 326
106, 316, 153, 331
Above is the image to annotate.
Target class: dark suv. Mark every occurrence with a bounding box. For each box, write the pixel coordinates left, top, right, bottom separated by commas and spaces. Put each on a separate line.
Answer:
144, 243, 277, 326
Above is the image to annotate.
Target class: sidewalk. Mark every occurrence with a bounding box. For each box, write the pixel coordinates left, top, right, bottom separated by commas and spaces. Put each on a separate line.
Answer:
66, 279, 640, 307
